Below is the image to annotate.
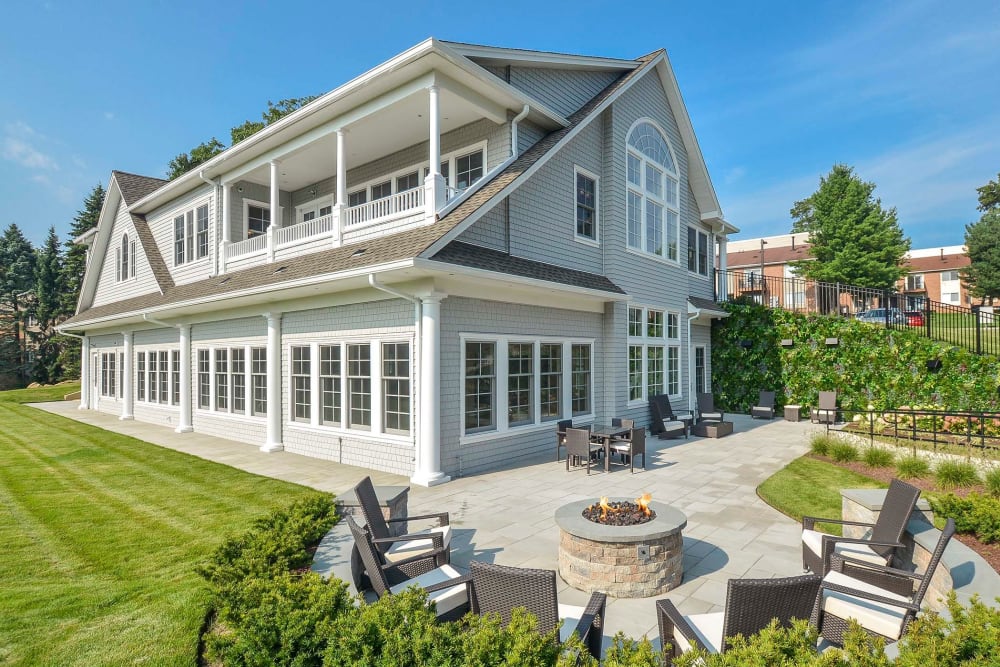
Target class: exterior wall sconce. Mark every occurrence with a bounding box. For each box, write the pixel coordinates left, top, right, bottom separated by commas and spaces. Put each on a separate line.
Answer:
309, 188, 317, 196
825, 337, 839, 347
740, 340, 753, 349
926, 359, 942, 372
780, 339, 794, 348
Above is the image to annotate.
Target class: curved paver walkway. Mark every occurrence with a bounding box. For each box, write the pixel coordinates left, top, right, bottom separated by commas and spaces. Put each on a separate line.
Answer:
34, 402, 817, 644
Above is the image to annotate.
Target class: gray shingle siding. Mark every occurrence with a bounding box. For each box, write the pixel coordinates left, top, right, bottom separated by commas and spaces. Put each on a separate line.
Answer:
508, 67, 622, 118
455, 198, 508, 251
439, 296, 604, 477
145, 183, 220, 287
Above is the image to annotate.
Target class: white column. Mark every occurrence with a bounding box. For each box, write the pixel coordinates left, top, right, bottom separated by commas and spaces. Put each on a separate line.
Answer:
120, 332, 134, 420
262, 312, 283, 452
79, 335, 90, 409
220, 182, 231, 274
267, 160, 280, 262
177, 324, 193, 432
424, 84, 446, 220
718, 236, 729, 300
332, 129, 347, 246
411, 294, 449, 486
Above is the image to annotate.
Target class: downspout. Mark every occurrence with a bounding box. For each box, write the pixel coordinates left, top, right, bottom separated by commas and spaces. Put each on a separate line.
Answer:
687, 307, 701, 413
368, 274, 422, 470
510, 105, 530, 158
198, 170, 222, 277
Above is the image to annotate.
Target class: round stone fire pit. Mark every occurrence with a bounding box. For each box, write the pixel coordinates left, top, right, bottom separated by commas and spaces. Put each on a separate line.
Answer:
556, 499, 687, 598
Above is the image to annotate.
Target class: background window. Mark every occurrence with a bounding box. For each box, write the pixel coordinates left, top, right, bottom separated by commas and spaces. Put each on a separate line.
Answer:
507, 342, 533, 426
628, 346, 643, 401
647, 310, 664, 338
667, 347, 680, 395
197, 350, 210, 409
214, 349, 228, 411
251, 348, 267, 416
539, 343, 562, 421
247, 205, 270, 237
464, 342, 495, 433
396, 172, 419, 192
291, 346, 310, 422
628, 307, 643, 337
173, 216, 185, 264
320, 345, 341, 425
571, 344, 591, 416
647, 346, 664, 398
695, 347, 706, 394
347, 344, 371, 429
196, 204, 209, 259
231, 348, 245, 413
370, 180, 392, 201
382, 342, 410, 434
575, 171, 597, 240
136, 353, 145, 401
456, 150, 484, 189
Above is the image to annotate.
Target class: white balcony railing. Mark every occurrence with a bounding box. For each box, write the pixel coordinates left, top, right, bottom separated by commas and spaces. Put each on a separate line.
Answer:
274, 213, 335, 248
345, 188, 424, 229
226, 233, 267, 259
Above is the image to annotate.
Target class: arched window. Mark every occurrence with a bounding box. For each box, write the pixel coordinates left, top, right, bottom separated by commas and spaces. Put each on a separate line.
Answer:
626, 120, 679, 261
120, 234, 129, 281
117, 234, 135, 282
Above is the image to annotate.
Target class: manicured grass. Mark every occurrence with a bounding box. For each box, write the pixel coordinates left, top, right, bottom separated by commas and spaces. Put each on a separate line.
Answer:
0, 381, 81, 404
757, 455, 887, 536
0, 385, 318, 666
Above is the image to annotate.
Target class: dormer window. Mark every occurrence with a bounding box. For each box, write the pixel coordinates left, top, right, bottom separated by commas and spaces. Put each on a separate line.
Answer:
174, 203, 210, 264
116, 233, 135, 282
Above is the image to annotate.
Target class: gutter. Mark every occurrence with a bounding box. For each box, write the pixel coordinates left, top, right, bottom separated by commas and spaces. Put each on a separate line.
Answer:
367, 274, 422, 470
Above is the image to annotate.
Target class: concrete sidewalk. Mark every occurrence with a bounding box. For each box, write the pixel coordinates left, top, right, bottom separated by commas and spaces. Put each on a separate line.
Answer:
34, 401, 819, 645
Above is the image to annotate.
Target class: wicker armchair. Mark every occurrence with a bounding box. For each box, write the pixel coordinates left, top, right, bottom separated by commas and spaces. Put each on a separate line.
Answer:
801, 478, 920, 577
649, 394, 690, 439
696, 393, 724, 423
609, 427, 646, 473
750, 390, 775, 419
469, 561, 606, 660
814, 519, 956, 646
354, 475, 452, 570
555, 419, 573, 461
346, 515, 472, 621
811, 391, 838, 424
657, 574, 821, 661
565, 427, 602, 474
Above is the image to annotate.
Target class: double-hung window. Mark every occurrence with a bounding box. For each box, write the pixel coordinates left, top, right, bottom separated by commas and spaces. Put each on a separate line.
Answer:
695, 346, 707, 394
539, 343, 562, 421
247, 204, 270, 238
100, 352, 118, 398
215, 349, 229, 411
507, 342, 533, 427
687, 227, 710, 276
136, 353, 146, 401
382, 343, 410, 434
291, 346, 311, 422
319, 345, 341, 425
455, 149, 484, 190
628, 306, 681, 402
626, 121, 680, 262
575, 167, 598, 242
251, 348, 267, 416
173, 202, 211, 264
197, 346, 263, 416
197, 350, 210, 409
570, 344, 591, 416
464, 341, 496, 434
347, 344, 371, 429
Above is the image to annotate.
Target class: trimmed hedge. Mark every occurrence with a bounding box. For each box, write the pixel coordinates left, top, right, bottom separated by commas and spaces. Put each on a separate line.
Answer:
711, 301, 1000, 414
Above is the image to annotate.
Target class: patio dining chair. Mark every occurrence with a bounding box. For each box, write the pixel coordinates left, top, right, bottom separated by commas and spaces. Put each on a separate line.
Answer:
354, 475, 452, 570
801, 478, 921, 577
657, 574, 821, 661
555, 419, 573, 462
609, 427, 646, 473
750, 390, 775, 419
469, 560, 607, 660
696, 393, 724, 423
814, 519, 956, 647
649, 394, 690, 439
565, 427, 602, 474
811, 391, 838, 424
346, 515, 472, 622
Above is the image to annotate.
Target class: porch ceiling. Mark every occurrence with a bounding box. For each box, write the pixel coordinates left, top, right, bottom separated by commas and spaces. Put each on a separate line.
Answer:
240, 86, 494, 192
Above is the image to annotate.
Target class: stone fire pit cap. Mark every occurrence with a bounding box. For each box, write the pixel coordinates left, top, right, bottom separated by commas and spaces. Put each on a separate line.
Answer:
555, 499, 687, 543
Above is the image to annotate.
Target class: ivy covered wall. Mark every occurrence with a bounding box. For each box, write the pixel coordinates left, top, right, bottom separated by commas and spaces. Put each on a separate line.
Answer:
711, 301, 1000, 414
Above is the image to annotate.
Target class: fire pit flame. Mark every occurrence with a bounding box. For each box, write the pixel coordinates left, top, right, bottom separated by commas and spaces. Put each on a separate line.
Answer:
583, 493, 656, 525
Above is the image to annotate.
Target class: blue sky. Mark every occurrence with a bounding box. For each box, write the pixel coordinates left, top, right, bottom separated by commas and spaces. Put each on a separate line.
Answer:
2, 1, 998, 249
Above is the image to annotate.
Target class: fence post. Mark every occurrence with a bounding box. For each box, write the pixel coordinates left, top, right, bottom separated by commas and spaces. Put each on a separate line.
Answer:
835, 283, 841, 317
973, 305, 983, 355
883, 290, 891, 327
924, 297, 931, 339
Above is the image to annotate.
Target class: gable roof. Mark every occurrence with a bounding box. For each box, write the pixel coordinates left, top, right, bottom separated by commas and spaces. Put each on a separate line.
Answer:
905, 253, 970, 273
112, 170, 168, 206
130, 213, 174, 293
727, 243, 813, 268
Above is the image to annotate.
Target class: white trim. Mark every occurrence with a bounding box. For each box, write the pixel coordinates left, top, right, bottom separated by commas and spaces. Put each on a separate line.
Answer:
573, 165, 600, 245
242, 198, 283, 240
458, 333, 595, 443
625, 117, 681, 264
686, 226, 712, 278
442, 42, 640, 70
285, 421, 415, 447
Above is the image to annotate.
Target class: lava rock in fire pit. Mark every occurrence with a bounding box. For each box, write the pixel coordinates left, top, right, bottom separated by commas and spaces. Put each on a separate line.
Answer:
582, 499, 656, 526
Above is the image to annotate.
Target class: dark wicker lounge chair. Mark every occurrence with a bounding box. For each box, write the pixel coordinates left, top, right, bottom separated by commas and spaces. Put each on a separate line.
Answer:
354, 475, 451, 569
814, 519, 956, 646
609, 427, 646, 473
657, 574, 821, 661
696, 393, 724, 423
648, 394, 689, 439
555, 419, 573, 461
802, 478, 920, 576
565, 427, 601, 474
750, 390, 775, 419
811, 391, 838, 424
469, 560, 606, 660
346, 515, 472, 622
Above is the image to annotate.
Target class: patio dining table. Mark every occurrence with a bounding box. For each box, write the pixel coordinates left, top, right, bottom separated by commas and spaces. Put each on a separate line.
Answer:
588, 424, 631, 472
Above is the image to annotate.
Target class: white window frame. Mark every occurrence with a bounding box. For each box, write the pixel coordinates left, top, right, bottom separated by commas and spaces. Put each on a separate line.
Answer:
116, 234, 136, 283
627, 304, 682, 406
283, 337, 414, 443
624, 119, 680, 264
459, 334, 595, 444
168, 196, 213, 266
194, 344, 265, 420
687, 226, 711, 277
243, 199, 283, 240
295, 197, 335, 224
99, 351, 119, 399
136, 348, 181, 407
694, 345, 707, 395
573, 165, 600, 246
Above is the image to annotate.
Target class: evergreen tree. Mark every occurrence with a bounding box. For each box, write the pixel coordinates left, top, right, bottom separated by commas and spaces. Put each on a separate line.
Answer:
790, 164, 910, 290
30, 227, 66, 383
0, 224, 37, 382
976, 172, 1000, 212
961, 209, 1000, 305
62, 183, 105, 317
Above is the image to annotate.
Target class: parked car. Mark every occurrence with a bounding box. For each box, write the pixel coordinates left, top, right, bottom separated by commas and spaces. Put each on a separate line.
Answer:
904, 310, 925, 327
855, 308, 906, 325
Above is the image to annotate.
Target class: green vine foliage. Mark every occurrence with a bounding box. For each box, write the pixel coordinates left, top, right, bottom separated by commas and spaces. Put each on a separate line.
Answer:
711, 301, 1000, 414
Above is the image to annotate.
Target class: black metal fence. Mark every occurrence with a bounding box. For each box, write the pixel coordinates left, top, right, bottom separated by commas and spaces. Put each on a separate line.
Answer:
821, 407, 1000, 453
716, 268, 1000, 356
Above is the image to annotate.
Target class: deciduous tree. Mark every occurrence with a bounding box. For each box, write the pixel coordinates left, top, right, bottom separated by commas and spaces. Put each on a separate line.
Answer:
976, 172, 1000, 211
167, 138, 225, 180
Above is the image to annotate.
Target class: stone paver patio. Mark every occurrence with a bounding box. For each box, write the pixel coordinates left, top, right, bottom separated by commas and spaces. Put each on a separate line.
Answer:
35, 402, 819, 647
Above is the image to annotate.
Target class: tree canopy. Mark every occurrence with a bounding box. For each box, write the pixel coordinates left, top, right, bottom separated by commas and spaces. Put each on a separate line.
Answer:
961, 173, 1000, 304
790, 164, 910, 289
62, 183, 105, 317
169, 96, 318, 180
976, 172, 1000, 212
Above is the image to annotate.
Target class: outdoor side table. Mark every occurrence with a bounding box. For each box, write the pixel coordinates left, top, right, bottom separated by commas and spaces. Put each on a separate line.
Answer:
784, 404, 802, 422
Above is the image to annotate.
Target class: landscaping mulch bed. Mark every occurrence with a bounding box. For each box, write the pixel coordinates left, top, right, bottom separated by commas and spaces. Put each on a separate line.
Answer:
808, 453, 1000, 574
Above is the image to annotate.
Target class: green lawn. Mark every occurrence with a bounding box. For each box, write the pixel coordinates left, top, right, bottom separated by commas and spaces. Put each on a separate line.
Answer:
0, 386, 319, 666
757, 456, 887, 535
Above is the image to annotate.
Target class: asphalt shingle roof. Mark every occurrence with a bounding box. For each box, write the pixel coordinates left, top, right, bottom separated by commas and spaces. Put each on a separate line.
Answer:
113, 170, 169, 206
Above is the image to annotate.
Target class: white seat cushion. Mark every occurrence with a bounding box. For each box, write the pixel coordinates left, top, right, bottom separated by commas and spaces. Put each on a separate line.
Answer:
802, 529, 888, 565
822, 570, 912, 639
557, 603, 587, 643
672, 612, 724, 654
389, 563, 468, 617
661, 420, 685, 432
701, 412, 723, 421
384, 524, 452, 562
